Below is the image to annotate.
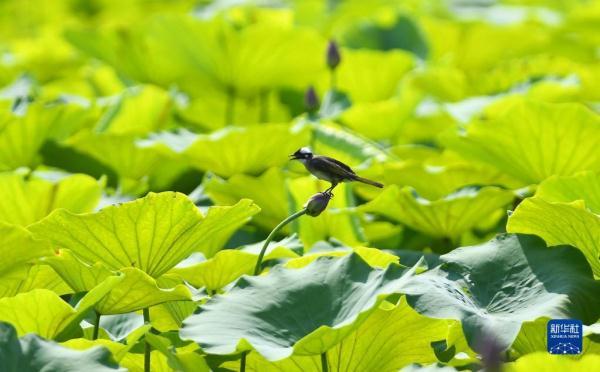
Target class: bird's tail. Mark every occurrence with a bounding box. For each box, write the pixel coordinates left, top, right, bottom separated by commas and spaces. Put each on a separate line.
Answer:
353, 176, 383, 188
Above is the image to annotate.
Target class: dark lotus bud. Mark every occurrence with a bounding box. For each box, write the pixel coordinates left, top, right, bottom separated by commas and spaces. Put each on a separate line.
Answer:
326, 40, 341, 70
304, 192, 332, 217
304, 86, 319, 113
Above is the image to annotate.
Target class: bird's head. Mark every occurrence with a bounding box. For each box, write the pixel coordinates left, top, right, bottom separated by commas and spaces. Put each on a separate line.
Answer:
289, 147, 313, 161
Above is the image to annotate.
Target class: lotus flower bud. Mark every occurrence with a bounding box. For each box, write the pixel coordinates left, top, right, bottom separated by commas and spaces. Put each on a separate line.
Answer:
304, 86, 319, 113
304, 192, 332, 217
326, 40, 341, 70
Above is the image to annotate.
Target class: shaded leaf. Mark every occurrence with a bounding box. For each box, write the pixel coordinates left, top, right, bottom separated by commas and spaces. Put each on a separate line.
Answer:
0, 322, 123, 372
224, 299, 451, 371
401, 234, 600, 352
181, 253, 419, 361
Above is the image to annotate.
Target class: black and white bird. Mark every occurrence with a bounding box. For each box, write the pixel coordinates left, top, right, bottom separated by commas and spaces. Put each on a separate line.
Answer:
290, 147, 383, 194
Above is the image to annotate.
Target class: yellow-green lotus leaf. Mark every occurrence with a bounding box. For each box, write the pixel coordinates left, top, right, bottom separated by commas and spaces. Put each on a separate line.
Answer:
184, 124, 310, 178
0, 171, 102, 226
30, 192, 259, 277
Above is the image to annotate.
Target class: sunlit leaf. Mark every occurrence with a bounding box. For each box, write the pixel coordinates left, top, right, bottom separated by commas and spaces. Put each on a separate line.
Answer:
94, 268, 191, 315
184, 124, 310, 178
507, 198, 600, 277
0, 171, 103, 226
0, 223, 51, 277
30, 192, 259, 277
169, 250, 256, 291
333, 49, 414, 103
0, 277, 120, 339
359, 185, 513, 240
505, 352, 600, 371
442, 100, 600, 184
534, 171, 600, 213
204, 167, 288, 230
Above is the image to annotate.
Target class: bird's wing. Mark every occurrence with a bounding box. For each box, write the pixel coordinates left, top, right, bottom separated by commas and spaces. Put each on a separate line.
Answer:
313, 156, 356, 177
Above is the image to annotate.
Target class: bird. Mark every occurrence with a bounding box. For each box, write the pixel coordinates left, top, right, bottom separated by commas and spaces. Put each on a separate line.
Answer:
289, 147, 383, 195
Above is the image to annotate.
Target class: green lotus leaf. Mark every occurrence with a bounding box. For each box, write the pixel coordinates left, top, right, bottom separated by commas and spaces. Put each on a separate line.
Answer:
442, 100, 600, 184
340, 96, 416, 140
204, 167, 288, 230
144, 333, 209, 372
180, 253, 419, 361
401, 234, 600, 352
66, 131, 173, 192
0, 104, 52, 171
147, 16, 326, 96
510, 317, 600, 358
334, 49, 414, 103
0, 171, 103, 226
62, 324, 151, 362
94, 268, 191, 315
1, 264, 72, 298
0, 276, 121, 339
359, 185, 513, 239
169, 250, 256, 291
0, 322, 123, 372
284, 246, 398, 269
149, 300, 198, 333
239, 235, 303, 261
30, 192, 259, 277
88, 312, 144, 341
120, 349, 206, 372
310, 121, 391, 165
69, 15, 325, 97
184, 124, 310, 178
188, 199, 261, 258
507, 197, 600, 277
43, 249, 113, 292
505, 352, 600, 371
535, 171, 600, 213
223, 298, 451, 371
98, 85, 173, 135
0, 223, 52, 277
382, 160, 517, 200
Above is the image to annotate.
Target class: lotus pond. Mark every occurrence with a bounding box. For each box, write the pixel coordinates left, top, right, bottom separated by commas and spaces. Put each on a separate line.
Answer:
0, 0, 600, 371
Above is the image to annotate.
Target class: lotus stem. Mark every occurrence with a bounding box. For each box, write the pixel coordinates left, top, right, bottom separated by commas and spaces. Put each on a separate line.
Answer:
259, 89, 269, 122
321, 352, 329, 372
240, 351, 247, 372
329, 70, 336, 91
92, 311, 100, 340
254, 209, 307, 275
143, 307, 151, 372
225, 86, 236, 125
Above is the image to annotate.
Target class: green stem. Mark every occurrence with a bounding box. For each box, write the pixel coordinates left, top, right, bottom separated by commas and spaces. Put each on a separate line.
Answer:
143, 308, 151, 372
329, 69, 336, 91
225, 86, 236, 125
241, 351, 247, 372
258, 89, 269, 122
254, 209, 307, 275
321, 352, 329, 372
92, 311, 100, 340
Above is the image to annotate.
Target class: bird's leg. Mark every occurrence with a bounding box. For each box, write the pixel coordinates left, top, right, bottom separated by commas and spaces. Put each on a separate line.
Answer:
324, 182, 338, 196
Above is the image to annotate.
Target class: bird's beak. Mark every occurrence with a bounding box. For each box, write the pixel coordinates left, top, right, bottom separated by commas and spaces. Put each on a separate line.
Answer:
289, 154, 298, 160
